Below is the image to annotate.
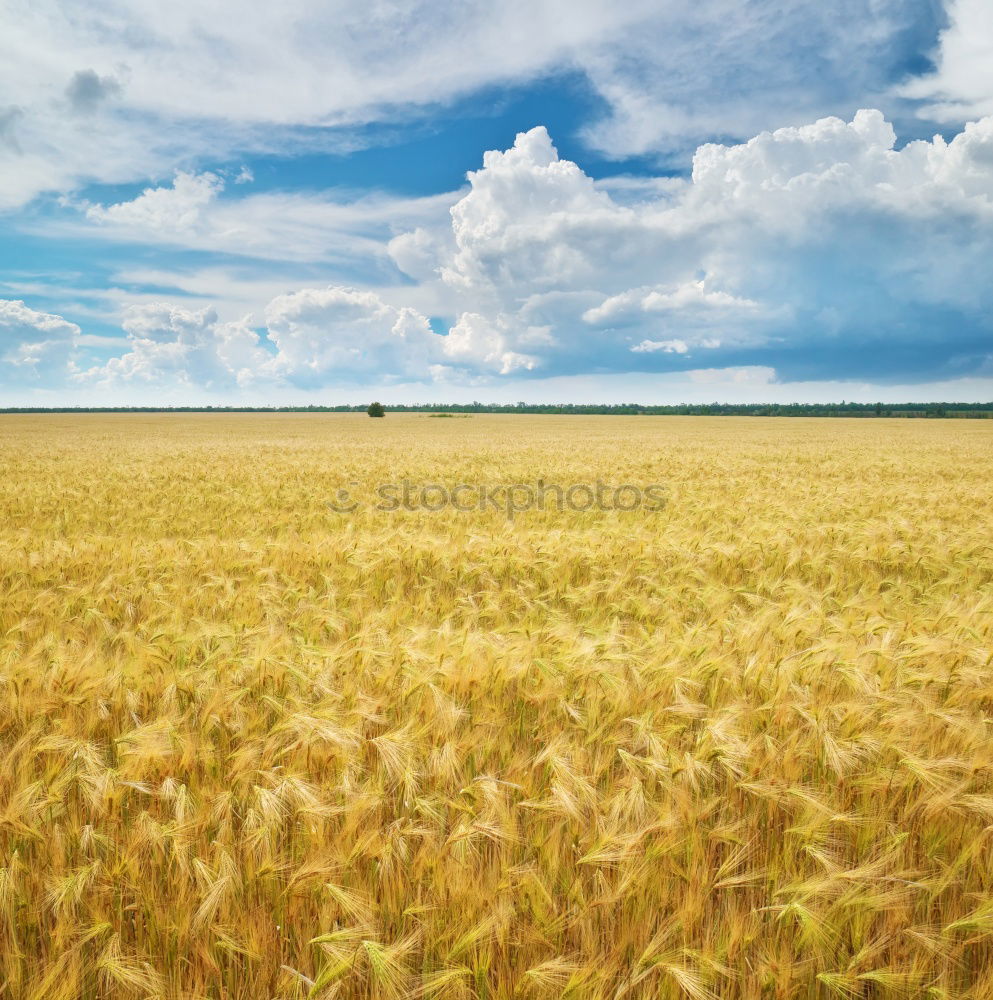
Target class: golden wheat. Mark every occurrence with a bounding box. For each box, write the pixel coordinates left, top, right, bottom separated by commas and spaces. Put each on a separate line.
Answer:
1, 413, 992, 999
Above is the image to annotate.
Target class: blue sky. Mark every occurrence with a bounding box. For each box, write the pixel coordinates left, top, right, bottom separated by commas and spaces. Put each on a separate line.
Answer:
1, 0, 992, 404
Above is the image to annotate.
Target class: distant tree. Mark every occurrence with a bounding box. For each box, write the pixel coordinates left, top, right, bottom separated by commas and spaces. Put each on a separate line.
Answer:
367, 401, 385, 418
875, 402, 882, 416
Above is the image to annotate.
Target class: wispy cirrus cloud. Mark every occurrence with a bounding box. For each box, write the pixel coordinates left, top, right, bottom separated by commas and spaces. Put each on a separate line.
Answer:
52, 175, 459, 271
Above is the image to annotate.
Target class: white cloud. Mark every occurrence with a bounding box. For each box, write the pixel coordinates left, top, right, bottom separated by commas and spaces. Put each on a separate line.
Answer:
59, 183, 458, 266
262, 286, 438, 384
578, 0, 949, 159
0, 0, 656, 208
84, 171, 224, 231
77, 303, 268, 388
442, 313, 541, 374
903, 0, 993, 121
73, 284, 541, 388
18, 108, 993, 393
442, 126, 625, 296
631, 339, 689, 354
0, 1, 651, 127
0, 0, 973, 210
397, 113, 993, 382
583, 282, 760, 326
419, 126, 705, 364
685, 108, 993, 216
387, 226, 452, 282
0, 298, 80, 381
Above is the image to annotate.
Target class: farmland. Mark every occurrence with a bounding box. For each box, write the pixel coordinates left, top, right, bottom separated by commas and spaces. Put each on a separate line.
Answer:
1, 414, 993, 999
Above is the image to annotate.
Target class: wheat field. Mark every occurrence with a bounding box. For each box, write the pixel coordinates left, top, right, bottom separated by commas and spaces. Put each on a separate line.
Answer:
2, 413, 993, 1000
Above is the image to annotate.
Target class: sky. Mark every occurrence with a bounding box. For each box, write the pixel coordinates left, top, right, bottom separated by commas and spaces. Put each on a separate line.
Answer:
1, 0, 992, 405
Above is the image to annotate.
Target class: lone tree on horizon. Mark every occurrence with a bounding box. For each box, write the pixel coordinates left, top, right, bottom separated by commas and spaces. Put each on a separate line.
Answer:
367, 401, 385, 418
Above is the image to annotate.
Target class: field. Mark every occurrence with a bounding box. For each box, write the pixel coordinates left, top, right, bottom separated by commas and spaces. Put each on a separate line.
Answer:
2, 413, 993, 1000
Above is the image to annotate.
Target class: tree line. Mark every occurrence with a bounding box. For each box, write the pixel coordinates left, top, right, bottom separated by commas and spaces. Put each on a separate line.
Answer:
2, 402, 992, 417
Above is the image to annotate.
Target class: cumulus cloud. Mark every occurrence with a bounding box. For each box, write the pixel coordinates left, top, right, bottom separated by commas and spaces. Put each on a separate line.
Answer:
19, 108, 993, 392
78, 304, 269, 389
441, 313, 541, 375
263, 287, 438, 384
84, 172, 224, 232
0, 299, 80, 381
389, 113, 993, 383
80, 288, 443, 389
387, 227, 452, 282
419, 126, 704, 372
